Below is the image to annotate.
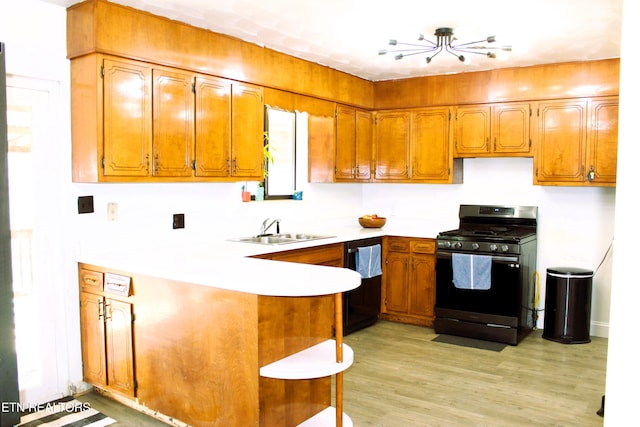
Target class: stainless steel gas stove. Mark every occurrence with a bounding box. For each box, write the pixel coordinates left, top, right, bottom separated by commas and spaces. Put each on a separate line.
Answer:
434, 205, 538, 345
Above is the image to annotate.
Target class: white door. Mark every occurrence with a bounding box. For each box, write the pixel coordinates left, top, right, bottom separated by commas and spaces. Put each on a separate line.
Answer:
7, 75, 68, 404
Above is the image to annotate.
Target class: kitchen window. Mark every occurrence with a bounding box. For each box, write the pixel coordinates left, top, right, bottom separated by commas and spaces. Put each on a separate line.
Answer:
264, 106, 297, 199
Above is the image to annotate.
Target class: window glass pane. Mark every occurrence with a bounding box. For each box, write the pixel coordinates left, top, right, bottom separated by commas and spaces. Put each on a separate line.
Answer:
265, 108, 296, 197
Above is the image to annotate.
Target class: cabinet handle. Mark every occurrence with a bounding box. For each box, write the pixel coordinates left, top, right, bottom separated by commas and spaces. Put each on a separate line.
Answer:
98, 298, 104, 320
493, 137, 496, 151
104, 301, 112, 321
587, 166, 596, 182
83, 276, 97, 285
232, 158, 237, 175
487, 137, 490, 151
153, 154, 159, 174
145, 154, 149, 174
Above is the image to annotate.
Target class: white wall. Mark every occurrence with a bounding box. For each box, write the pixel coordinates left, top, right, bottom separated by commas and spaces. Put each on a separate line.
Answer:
604, 0, 640, 424
73, 158, 616, 335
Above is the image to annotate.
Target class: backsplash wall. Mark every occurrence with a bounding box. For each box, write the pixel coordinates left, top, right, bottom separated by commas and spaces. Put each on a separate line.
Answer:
72, 157, 615, 335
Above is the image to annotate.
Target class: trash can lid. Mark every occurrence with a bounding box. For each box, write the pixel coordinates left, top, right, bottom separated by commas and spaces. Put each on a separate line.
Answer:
547, 267, 594, 277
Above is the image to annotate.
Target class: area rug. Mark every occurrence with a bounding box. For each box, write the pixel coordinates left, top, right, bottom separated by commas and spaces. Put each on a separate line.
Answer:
17, 396, 115, 427
432, 334, 507, 352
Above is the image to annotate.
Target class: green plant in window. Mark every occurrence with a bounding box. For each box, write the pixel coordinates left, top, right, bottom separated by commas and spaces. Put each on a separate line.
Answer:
263, 131, 274, 179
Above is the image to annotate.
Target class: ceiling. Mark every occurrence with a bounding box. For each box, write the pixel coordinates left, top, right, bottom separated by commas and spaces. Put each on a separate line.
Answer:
42, 0, 623, 81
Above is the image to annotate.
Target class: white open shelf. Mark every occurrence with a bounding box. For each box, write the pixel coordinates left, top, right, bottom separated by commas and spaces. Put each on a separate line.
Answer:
260, 339, 353, 380
297, 407, 353, 427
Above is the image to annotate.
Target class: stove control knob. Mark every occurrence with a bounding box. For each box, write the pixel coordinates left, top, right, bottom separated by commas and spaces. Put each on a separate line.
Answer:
453, 241, 462, 249
444, 240, 452, 248
489, 244, 498, 252
471, 243, 480, 250
501, 245, 510, 252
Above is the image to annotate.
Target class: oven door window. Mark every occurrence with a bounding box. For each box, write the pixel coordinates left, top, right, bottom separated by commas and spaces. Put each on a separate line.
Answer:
436, 252, 521, 317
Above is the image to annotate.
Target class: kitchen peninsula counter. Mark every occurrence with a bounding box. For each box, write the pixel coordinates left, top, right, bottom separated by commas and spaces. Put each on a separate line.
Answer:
75, 218, 443, 292
76, 226, 392, 427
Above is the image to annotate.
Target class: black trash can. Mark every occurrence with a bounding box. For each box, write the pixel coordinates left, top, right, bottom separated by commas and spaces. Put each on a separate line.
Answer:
543, 267, 593, 344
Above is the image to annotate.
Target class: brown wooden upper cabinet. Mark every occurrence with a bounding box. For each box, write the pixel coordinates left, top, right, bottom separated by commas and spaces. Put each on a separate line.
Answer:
411, 107, 458, 183
534, 96, 617, 186
374, 111, 411, 181
71, 54, 264, 182
194, 78, 264, 180
152, 68, 195, 177
335, 105, 373, 182
374, 108, 461, 183
454, 102, 532, 157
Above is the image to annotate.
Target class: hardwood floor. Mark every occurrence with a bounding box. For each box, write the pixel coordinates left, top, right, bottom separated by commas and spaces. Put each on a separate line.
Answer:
342, 321, 607, 427
75, 320, 607, 426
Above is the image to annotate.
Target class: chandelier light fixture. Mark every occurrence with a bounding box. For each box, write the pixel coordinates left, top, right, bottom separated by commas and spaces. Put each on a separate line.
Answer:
379, 27, 512, 64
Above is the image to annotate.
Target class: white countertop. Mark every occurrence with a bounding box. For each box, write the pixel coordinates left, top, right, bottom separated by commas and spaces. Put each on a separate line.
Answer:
76, 221, 440, 297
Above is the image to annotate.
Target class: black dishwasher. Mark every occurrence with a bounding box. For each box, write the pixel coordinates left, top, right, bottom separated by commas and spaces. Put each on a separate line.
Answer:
343, 237, 382, 335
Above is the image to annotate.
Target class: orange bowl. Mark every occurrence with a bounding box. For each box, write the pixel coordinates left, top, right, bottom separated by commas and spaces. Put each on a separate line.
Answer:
358, 216, 387, 228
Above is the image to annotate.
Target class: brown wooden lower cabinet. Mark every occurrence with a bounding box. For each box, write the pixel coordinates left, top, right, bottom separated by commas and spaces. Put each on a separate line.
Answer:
381, 236, 436, 327
79, 269, 136, 398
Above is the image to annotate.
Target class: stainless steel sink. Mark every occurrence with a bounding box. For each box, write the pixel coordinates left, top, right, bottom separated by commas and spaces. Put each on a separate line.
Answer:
233, 236, 298, 245
274, 233, 332, 241
228, 233, 334, 245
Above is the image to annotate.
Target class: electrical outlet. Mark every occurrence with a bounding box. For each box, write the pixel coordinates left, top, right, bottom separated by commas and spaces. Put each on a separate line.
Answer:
107, 202, 118, 221
173, 213, 185, 229
77, 196, 94, 214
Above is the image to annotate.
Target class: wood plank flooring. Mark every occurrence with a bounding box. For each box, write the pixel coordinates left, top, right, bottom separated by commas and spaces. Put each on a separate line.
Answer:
75, 320, 607, 426
342, 321, 607, 427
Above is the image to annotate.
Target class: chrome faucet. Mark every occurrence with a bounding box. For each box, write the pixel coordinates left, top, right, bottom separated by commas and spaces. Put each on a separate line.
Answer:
260, 218, 280, 236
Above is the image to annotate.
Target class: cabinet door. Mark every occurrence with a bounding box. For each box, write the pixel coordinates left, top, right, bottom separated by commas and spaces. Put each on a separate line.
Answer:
152, 68, 195, 177
335, 105, 356, 180
588, 98, 618, 184
411, 107, 451, 181
102, 58, 152, 177
79, 292, 107, 388
492, 102, 531, 155
535, 100, 588, 183
383, 252, 409, 313
105, 299, 135, 397
231, 83, 264, 179
308, 114, 336, 183
355, 110, 373, 180
454, 105, 490, 156
410, 253, 436, 318
374, 111, 410, 180
336, 107, 372, 181
194, 76, 232, 177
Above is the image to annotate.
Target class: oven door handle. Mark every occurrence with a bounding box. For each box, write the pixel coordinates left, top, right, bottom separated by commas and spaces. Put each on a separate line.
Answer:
436, 251, 519, 264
